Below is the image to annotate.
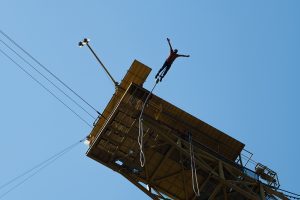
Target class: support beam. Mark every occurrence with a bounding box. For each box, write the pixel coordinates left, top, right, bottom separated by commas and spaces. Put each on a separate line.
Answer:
148, 184, 181, 200
150, 146, 174, 181
190, 173, 213, 200
180, 152, 189, 200
120, 172, 158, 200
260, 183, 266, 200
147, 142, 169, 149
219, 161, 225, 180
145, 158, 150, 181
142, 117, 217, 176
223, 180, 259, 200
222, 187, 228, 200
208, 183, 222, 200
151, 186, 166, 200
263, 186, 289, 200
198, 173, 212, 193
154, 170, 182, 183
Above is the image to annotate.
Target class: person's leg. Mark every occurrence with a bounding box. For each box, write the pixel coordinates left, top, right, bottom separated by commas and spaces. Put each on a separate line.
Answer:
160, 65, 171, 81
159, 67, 167, 79
156, 62, 167, 78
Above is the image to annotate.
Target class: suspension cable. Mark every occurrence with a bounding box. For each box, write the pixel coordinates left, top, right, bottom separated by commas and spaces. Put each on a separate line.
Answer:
0, 30, 103, 117
0, 39, 96, 120
272, 187, 300, 199
0, 48, 92, 128
0, 138, 84, 199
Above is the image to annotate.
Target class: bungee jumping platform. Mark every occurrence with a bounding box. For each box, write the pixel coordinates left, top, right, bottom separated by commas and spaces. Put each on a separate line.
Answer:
85, 60, 286, 200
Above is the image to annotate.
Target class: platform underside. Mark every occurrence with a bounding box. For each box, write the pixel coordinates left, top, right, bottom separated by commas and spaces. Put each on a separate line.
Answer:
87, 83, 248, 199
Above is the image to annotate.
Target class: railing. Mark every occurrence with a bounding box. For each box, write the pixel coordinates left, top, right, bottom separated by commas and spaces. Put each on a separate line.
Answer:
236, 149, 280, 189
242, 167, 259, 181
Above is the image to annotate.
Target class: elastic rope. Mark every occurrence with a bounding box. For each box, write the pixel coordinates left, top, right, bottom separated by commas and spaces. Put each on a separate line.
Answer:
189, 132, 200, 197
138, 81, 158, 167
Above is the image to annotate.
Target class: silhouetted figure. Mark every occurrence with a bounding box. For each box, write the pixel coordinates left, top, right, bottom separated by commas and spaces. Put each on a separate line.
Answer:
155, 38, 190, 82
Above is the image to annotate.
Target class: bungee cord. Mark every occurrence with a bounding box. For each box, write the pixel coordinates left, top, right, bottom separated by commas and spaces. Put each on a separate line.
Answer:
138, 80, 158, 167
188, 132, 201, 197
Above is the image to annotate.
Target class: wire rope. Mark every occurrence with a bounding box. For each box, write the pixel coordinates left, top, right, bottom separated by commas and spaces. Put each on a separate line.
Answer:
0, 138, 84, 199
0, 39, 96, 120
276, 188, 300, 199
0, 30, 103, 117
0, 48, 92, 128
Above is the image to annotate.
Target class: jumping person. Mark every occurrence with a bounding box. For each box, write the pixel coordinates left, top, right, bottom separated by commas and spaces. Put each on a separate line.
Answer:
155, 38, 190, 82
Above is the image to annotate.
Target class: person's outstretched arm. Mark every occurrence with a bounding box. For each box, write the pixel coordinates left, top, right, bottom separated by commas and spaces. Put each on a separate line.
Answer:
167, 38, 173, 52
178, 54, 190, 57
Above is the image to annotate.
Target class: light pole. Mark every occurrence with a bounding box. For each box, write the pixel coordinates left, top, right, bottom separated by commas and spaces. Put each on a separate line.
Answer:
79, 38, 119, 89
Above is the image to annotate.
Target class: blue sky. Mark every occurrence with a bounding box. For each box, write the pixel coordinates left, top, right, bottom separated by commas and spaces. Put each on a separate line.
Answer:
0, 1, 299, 199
